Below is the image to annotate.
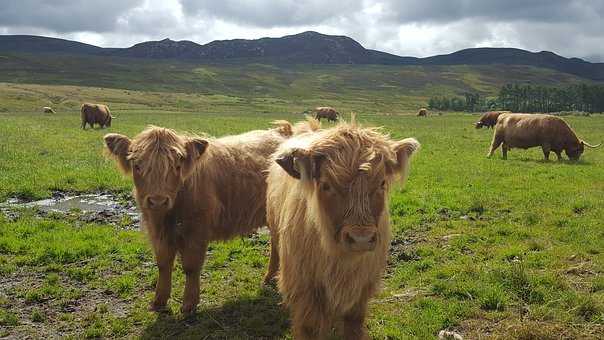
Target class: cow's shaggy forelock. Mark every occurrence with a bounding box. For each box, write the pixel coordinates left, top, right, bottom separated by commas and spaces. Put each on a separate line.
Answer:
128, 126, 187, 180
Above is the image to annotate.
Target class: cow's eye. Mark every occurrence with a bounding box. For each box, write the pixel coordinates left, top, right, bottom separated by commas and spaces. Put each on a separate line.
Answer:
175, 165, 181, 172
381, 180, 386, 189
320, 182, 331, 192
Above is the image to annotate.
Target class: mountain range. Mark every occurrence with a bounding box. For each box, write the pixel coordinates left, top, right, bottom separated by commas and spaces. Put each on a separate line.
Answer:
1, 31, 603, 81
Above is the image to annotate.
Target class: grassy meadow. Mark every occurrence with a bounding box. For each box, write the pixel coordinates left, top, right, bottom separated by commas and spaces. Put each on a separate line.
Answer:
1, 81, 603, 339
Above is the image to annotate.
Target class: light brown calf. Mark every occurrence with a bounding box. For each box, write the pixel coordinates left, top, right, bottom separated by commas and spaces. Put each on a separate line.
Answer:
265, 120, 420, 339
104, 122, 293, 314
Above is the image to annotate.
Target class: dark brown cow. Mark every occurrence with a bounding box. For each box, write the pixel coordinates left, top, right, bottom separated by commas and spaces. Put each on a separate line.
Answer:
487, 113, 601, 160
104, 122, 296, 314
417, 108, 428, 117
264, 119, 420, 339
475, 111, 510, 129
81, 103, 113, 129
314, 107, 339, 122
43, 106, 55, 114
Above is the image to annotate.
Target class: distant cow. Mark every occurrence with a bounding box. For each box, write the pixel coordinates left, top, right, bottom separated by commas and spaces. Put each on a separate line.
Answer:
314, 107, 339, 122
43, 107, 55, 114
417, 108, 428, 117
104, 121, 297, 315
81, 103, 113, 129
487, 113, 601, 160
265, 119, 420, 339
475, 111, 510, 129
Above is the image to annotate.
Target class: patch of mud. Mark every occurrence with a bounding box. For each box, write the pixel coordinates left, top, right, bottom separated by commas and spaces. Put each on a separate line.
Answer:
1, 191, 140, 230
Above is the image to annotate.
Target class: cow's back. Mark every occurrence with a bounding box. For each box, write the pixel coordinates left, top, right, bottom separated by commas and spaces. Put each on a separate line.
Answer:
497, 114, 574, 149
186, 129, 288, 239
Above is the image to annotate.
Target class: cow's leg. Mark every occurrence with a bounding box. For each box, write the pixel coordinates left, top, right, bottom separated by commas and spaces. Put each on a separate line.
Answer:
150, 240, 177, 311
555, 150, 563, 161
341, 301, 370, 340
180, 240, 208, 315
81, 121, 86, 129
487, 133, 504, 158
263, 226, 280, 286
291, 304, 330, 340
502, 144, 509, 160
542, 144, 551, 160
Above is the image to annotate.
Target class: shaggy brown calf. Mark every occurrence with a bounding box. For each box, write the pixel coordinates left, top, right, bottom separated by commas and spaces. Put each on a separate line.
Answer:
265, 120, 420, 339
43, 106, 55, 114
488, 113, 600, 160
104, 122, 294, 314
417, 108, 428, 117
314, 107, 339, 122
81, 103, 113, 129
475, 111, 510, 129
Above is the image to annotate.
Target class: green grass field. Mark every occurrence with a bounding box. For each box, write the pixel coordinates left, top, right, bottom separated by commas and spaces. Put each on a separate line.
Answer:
1, 82, 603, 339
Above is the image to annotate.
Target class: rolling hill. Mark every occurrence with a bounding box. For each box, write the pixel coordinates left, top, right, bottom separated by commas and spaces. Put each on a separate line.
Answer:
1, 32, 603, 81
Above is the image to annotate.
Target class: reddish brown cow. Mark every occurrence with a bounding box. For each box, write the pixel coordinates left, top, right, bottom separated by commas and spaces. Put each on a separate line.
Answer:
104, 122, 295, 314
475, 111, 510, 129
314, 107, 340, 122
264, 119, 420, 339
81, 103, 113, 129
487, 113, 600, 160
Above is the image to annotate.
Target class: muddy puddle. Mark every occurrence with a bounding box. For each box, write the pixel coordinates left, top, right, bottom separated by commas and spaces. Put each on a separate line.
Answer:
1, 192, 140, 229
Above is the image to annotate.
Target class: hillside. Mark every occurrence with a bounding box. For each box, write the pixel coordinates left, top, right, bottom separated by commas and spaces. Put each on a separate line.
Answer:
0, 52, 593, 114
1, 32, 603, 80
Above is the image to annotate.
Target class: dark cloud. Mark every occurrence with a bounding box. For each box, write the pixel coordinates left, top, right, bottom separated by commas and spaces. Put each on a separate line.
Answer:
0, 0, 602, 61
0, 0, 143, 33
383, 0, 603, 24
179, 0, 364, 27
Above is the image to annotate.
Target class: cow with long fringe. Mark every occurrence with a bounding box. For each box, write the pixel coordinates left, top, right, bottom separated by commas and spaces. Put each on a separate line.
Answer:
264, 119, 420, 339
103, 120, 307, 315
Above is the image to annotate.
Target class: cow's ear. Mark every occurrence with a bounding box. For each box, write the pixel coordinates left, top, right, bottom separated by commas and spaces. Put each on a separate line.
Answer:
275, 148, 323, 181
182, 137, 208, 179
104, 133, 132, 174
387, 138, 420, 175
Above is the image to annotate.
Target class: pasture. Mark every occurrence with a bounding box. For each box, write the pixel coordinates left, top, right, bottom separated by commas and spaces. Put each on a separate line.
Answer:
0, 87, 603, 339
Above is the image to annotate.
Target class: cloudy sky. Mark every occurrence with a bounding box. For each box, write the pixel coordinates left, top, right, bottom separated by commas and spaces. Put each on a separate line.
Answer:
1, 0, 603, 61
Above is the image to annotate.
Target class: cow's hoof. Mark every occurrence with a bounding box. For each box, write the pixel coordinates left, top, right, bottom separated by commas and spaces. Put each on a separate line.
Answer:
149, 302, 168, 312
181, 303, 197, 316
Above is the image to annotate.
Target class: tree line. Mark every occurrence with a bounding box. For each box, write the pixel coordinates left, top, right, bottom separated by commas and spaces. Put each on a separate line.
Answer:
428, 83, 604, 113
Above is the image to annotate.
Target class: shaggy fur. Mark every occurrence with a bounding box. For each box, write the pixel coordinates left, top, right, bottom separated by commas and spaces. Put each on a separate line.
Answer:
81, 103, 113, 129
487, 113, 601, 160
104, 121, 294, 314
314, 107, 340, 122
475, 111, 510, 129
265, 119, 420, 339
43, 106, 55, 114
417, 108, 428, 117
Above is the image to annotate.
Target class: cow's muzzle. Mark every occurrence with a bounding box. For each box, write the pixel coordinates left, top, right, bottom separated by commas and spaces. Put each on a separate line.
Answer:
474, 122, 483, 129
341, 225, 377, 252
144, 195, 172, 210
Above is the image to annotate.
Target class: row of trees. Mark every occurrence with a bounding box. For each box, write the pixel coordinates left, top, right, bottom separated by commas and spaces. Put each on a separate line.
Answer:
428, 83, 604, 113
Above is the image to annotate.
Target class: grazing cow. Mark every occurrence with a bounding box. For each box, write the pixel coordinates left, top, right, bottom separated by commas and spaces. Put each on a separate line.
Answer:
475, 111, 510, 129
265, 119, 420, 339
314, 107, 340, 122
417, 108, 428, 117
43, 107, 55, 114
104, 122, 295, 314
487, 113, 601, 160
81, 103, 113, 129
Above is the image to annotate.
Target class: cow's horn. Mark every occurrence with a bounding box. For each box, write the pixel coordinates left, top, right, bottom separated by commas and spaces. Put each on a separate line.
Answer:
582, 140, 601, 148
111, 115, 116, 119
